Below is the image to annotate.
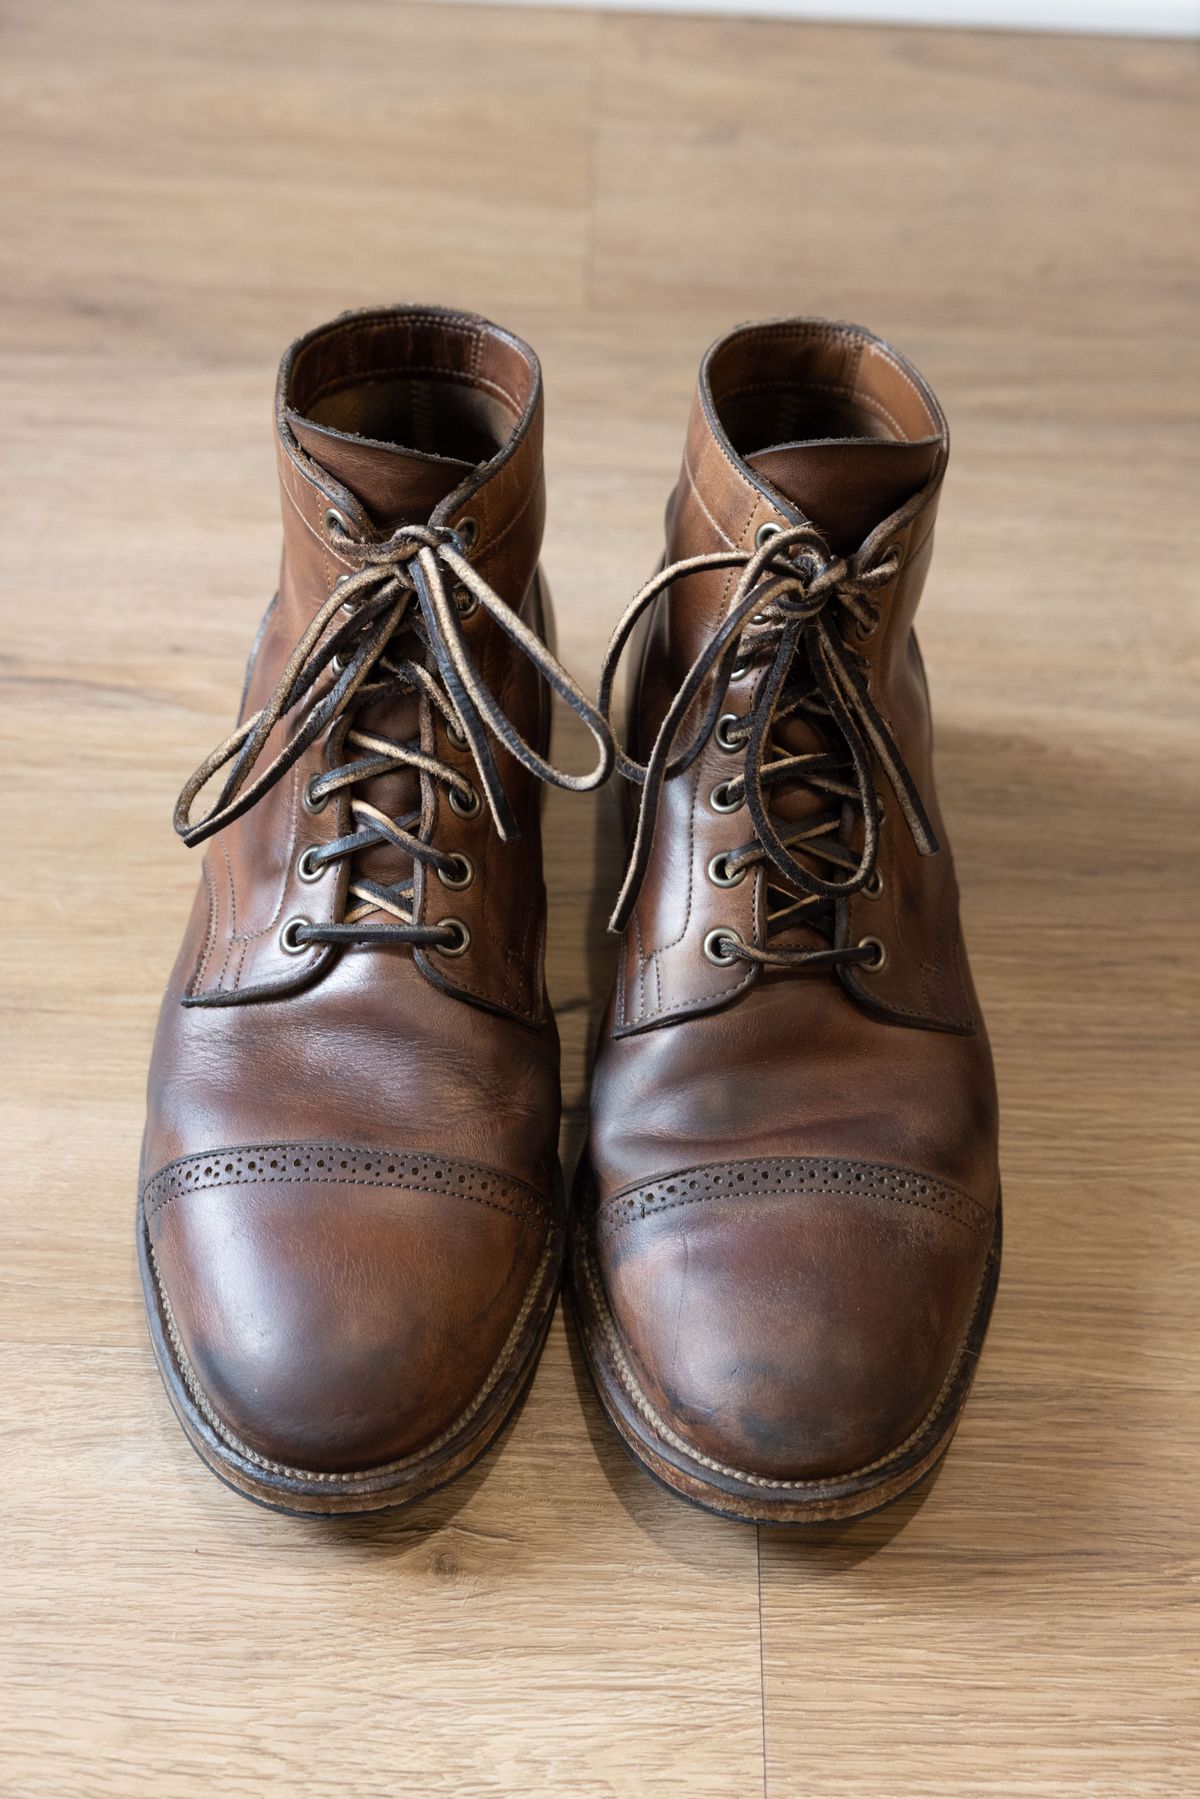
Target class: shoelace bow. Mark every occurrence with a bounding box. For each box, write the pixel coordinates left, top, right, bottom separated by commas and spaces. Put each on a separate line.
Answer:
597, 512, 939, 972
175, 522, 614, 951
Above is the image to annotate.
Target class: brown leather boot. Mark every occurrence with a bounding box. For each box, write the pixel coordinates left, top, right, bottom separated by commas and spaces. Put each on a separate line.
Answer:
573, 319, 1000, 1524
140, 306, 611, 1513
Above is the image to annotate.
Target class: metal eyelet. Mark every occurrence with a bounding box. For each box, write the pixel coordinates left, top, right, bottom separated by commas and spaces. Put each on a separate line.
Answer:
448, 781, 481, 819
323, 506, 353, 543
864, 867, 884, 900
334, 573, 362, 616
709, 780, 741, 814
703, 927, 744, 967
445, 718, 468, 750
436, 917, 471, 957
454, 588, 479, 620
708, 852, 746, 889
452, 516, 479, 555
729, 664, 748, 683
714, 713, 743, 753
857, 935, 887, 972
755, 521, 783, 550
436, 853, 474, 891
296, 846, 326, 884
302, 776, 330, 815
279, 917, 312, 955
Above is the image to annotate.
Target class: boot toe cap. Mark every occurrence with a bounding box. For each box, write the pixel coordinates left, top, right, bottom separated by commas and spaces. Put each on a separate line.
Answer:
142, 1143, 557, 1476
592, 1156, 994, 1483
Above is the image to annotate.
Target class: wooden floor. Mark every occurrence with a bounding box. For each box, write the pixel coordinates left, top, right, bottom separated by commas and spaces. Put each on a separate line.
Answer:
2, 2, 1198, 1793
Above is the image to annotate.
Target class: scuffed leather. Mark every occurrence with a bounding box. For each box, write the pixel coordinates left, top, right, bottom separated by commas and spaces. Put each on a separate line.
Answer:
146, 1145, 553, 1473
593, 1157, 990, 1481
580, 318, 1000, 1491
141, 306, 565, 1481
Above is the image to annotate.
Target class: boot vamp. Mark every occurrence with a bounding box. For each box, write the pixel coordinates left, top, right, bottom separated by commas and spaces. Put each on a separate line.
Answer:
146, 927, 559, 1192
584, 974, 997, 1482
589, 971, 996, 1208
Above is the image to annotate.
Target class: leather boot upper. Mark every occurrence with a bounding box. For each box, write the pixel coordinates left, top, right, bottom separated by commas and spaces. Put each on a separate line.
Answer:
580, 319, 1000, 1488
141, 306, 611, 1479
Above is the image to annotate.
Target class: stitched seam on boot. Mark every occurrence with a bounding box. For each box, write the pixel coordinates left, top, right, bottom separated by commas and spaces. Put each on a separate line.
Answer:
716, 323, 930, 422
142, 1144, 550, 1227
718, 377, 908, 440
597, 1157, 989, 1238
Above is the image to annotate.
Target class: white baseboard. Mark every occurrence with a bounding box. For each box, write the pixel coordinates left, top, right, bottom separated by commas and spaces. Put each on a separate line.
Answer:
449, 0, 1198, 38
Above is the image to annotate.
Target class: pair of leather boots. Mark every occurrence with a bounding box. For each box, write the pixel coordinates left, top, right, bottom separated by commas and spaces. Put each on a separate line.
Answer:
140, 305, 1000, 1525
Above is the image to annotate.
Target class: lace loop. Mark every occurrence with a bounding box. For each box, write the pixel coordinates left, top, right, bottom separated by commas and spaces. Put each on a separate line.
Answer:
596, 514, 939, 969
175, 522, 614, 950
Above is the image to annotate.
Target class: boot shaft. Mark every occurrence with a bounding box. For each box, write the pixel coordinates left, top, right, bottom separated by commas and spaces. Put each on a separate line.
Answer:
182, 306, 562, 1023
613, 318, 977, 1036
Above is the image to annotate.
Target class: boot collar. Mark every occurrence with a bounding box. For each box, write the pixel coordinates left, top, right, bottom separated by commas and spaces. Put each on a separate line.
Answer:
689, 317, 947, 553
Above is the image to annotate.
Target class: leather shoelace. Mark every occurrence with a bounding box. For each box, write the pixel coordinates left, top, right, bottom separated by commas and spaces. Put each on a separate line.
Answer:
176, 522, 614, 951
597, 508, 939, 973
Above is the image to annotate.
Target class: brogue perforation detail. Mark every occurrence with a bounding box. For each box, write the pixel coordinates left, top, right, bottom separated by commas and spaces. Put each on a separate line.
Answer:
597, 1156, 990, 1239
142, 1142, 551, 1228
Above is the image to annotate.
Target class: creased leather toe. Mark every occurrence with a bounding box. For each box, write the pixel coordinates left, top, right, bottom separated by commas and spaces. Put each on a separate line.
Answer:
143, 1144, 555, 1476
593, 1157, 993, 1483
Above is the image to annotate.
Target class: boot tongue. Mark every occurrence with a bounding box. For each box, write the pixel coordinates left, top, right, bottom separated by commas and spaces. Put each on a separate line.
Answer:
287, 413, 474, 526
746, 436, 940, 554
